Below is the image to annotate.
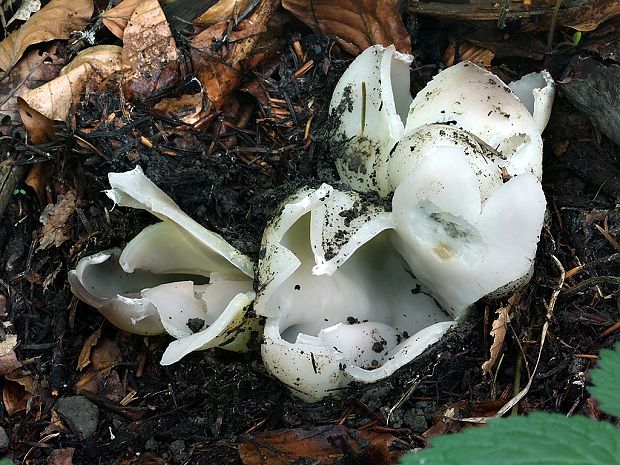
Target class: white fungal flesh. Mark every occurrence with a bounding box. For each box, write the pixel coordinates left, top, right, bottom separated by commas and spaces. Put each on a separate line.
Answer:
330, 46, 555, 195
329, 45, 412, 195
391, 149, 546, 314
405, 61, 546, 179
256, 185, 454, 401
69, 166, 255, 361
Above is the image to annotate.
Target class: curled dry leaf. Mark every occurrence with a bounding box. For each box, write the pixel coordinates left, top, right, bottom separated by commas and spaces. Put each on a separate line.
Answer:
46, 448, 75, 465
0, 45, 66, 136
37, 190, 77, 251
2, 371, 35, 415
21, 45, 122, 122
481, 293, 519, 374
0, 0, 94, 73
77, 328, 102, 371
0, 334, 21, 376
191, 0, 279, 109
121, 0, 180, 100
194, 0, 253, 26
281, 0, 411, 55
153, 92, 203, 124
100, 0, 141, 39
17, 97, 57, 143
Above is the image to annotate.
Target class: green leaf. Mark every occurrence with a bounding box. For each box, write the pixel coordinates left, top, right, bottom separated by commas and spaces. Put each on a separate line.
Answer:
590, 347, 620, 418
400, 413, 620, 465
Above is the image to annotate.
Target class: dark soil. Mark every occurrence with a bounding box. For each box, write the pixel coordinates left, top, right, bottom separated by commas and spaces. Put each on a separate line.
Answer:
1, 11, 619, 465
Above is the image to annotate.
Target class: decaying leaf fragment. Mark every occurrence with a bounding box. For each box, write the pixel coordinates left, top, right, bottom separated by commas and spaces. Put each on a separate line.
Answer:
100, 0, 141, 39
239, 425, 406, 465
21, 45, 122, 122
121, 0, 180, 99
0, 0, 94, 73
37, 190, 77, 251
190, 0, 279, 109
282, 0, 411, 55
194, 0, 253, 26
482, 293, 519, 374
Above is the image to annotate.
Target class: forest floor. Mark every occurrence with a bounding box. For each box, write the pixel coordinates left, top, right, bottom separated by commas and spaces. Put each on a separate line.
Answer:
0, 1, 619, 464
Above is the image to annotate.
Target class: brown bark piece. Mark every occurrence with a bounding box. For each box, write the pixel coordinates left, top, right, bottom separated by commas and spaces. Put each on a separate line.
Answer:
239, 425, 404, 465
121, 0, 180, 100
282, 0, 411, 55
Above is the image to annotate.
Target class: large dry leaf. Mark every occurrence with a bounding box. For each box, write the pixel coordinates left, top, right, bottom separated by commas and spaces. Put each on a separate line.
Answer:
17, 97, 57, 143
0, 0, 94, 73
100, 0, 141, 39
239, 425, 405, 465
191, 0, 279, 109
194, 0, 253, 26
481, 294, 519, 374
121, 0, 180, 99
21, 45, 122, 122
282, 0, 411, 55
0, 45, 66, 136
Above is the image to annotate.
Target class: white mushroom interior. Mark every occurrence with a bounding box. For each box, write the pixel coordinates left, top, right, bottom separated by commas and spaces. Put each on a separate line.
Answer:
391, 148, 546, 314
69, 166, 256, 361
256, 185, 454, 401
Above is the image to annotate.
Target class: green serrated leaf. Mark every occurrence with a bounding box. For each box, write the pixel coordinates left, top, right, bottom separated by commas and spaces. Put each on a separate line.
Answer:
590, 347, 620, 418
400, 413, 620, 465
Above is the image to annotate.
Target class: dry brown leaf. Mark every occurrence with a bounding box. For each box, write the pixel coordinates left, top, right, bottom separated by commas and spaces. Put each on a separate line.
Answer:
481, 294, 519, 374
17, 97, 57, 143
100, 0, 141, 39
191, 0, 279, 109
282, 0, 411, 56
3, 372, 35, 415
76, 338, 124, 401
37, 190, 76, 251
153, 92, 203, 124
0, 45, 66, 137
90, 338, 121, 372
0, 350, 22, 376
77, 327, 101, 371
0, 334, 21, 376
0, 0, 94, 73
194, 0, 253, 26
24, 162, 53, 205
443, 41, 495, 67
238, 425, 405, 465
121, 0, 180, 99
21, 45, 121, 122
47, 447, 75, 465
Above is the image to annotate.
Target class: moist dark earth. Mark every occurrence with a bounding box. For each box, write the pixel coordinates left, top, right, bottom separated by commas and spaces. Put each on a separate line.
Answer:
1, 12, 619, 465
